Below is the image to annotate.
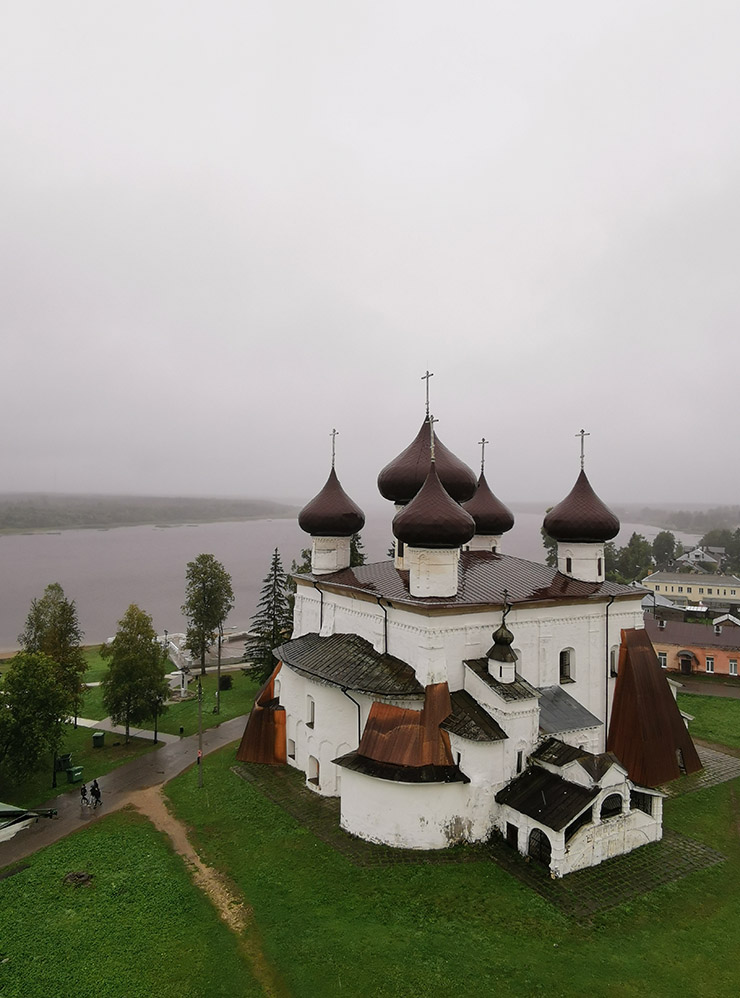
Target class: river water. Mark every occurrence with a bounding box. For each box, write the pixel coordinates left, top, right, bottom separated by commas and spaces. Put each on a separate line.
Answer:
0, 510, 697, 653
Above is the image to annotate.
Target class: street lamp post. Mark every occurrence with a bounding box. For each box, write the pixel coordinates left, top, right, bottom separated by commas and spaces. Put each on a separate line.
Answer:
198, 678, 203, 788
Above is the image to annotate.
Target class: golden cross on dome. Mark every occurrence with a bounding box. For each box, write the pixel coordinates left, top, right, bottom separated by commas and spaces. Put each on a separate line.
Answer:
479, 437, 489, 474
576, 428, 590, 470
421, 369, 434, 417
428, 414, 439, 461
330, 427, 339, 468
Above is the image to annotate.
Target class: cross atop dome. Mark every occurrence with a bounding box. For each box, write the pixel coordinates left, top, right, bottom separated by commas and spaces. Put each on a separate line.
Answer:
421, 369, 434, 418
478, 437, 489, 474
330, 427, 339, 468
576, 428, 590, 471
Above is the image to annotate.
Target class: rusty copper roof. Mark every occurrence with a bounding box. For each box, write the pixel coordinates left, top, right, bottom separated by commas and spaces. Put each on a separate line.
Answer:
295, 551, 639, 609
462, 472, 514, 536
495, 767, 599, 831
274, 632, 423, 696
392, 462, 475, 549
235, 663, 287, 766
543, 469, 619, 543
298, 467, 365, 537
607, 627, 702, 787
377, 417, 477, 505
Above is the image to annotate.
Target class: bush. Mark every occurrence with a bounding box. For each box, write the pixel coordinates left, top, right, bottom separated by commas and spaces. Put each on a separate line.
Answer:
218, 674, 233, 691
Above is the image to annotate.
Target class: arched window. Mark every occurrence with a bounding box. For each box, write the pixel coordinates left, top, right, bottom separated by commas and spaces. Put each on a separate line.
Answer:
308, 755, 320, 787
559, 648, 574, 683
600, 793, 622, 820
306, 695, 315, 728
274, 678, 281, 697
528, 828, 551, 867
610, 646, 619, 677
566, 557, 572, 574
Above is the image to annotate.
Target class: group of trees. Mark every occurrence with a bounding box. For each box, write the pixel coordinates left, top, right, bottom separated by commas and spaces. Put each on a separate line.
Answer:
541, 524, 684, 584
2, 530, 372, 789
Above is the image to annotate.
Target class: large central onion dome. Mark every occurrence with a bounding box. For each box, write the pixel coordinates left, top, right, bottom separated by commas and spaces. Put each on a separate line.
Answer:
463, 472, 515, 536
378, 418, 477, 505
298, 467, 365, 537
543, 469, 619, 543
393, 463, 475, 549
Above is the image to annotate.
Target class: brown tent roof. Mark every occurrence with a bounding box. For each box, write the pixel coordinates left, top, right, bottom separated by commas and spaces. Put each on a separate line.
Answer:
235, 663, 287, 766
298, 466, 365, 537
377, 417, 477, 505
607, 628, 702, 787
543, 469, 619, 543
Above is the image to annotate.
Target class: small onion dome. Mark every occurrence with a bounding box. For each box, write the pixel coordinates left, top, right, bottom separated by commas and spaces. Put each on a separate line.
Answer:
463, 472, 515, 535
543, 469, 619, 543
392, 463, 475, 549
298, 467, 365, 537
378, 418, 477, 505
486, 621, 517, 664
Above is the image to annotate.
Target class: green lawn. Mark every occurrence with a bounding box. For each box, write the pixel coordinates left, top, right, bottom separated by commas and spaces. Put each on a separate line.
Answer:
161, 747, 740, 998
0, 810, 260, 998
0, 724, 161, 808
677, 691, 740, 749
81, 670, 258, 733
82, 644, 109, 683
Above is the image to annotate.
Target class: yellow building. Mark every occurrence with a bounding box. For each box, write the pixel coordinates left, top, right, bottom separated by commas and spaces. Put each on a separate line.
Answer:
642, 571, 740, 607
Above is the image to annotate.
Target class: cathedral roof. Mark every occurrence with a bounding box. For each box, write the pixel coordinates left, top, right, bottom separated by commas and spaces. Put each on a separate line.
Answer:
294, 550, 640, 609
538, 686, 602, 735
392, 462, 475, 549
462, 472, 514, 536
273, 632, 423, 696
495, 767, 599, 831
441, 690, 507, 742
298, 467, 365, 537
377, 418, 477, 505
464, 658, 540, 702
542, 469, 619, 543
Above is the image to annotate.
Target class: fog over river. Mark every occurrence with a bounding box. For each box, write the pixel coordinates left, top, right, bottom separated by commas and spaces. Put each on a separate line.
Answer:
0, 511, 697, 653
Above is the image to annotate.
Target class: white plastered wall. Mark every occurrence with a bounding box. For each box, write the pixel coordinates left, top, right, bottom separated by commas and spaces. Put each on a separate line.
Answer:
339, 768, 471, 849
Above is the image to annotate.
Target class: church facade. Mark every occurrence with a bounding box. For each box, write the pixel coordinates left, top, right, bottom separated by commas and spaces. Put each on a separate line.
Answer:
238, 414, 700, 877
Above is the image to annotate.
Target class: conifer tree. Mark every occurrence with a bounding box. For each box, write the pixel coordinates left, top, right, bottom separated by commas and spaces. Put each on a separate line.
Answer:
245, 548, 292, 682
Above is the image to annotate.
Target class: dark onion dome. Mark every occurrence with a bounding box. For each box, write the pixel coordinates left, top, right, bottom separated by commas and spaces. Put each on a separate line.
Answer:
486, 621, 517, 663
392, 462, 475, 549
543, 469, 619, 543
378, 418, 477, 505
298, 467, 365, 537
463, 472, 515, 535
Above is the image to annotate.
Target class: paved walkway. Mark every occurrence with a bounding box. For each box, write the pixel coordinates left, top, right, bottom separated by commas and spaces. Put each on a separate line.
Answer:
0, 714, 249, 868
73, 715, 181, 745
678, 679, 740, 699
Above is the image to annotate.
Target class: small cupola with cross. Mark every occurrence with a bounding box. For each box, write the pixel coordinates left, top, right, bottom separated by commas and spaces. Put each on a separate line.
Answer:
486, 594, 518, 684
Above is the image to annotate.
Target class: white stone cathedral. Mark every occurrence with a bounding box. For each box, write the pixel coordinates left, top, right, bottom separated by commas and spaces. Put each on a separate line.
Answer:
238, 410, 699, 877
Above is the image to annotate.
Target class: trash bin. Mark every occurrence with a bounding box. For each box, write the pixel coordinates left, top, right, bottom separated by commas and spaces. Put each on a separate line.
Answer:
92, 731, 105, 749
67, 766, 83, 783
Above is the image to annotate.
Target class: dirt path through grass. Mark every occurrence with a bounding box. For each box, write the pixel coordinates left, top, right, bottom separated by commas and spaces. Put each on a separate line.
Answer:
128, 787, 287, 998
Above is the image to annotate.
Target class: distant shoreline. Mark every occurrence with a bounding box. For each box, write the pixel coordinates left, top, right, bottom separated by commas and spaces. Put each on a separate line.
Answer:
0, 493, 300, 535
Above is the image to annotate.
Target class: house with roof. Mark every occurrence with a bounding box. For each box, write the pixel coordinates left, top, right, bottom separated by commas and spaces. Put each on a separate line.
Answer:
645, 613, 740, 677
675, 546, 725, 569
238, 410, 699, 877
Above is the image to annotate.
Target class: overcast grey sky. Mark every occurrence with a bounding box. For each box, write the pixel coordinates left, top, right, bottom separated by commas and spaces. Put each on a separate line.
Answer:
2, 2, 739, 510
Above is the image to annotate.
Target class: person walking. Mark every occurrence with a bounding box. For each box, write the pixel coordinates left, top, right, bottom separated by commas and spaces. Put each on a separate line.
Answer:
80, 783, 89, 807
90, 780, 102, 808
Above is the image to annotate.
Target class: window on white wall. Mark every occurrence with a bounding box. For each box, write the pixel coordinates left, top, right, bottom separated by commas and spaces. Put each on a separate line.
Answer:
559, 648, 574, 683
307, 695, 315, 728
287, 738, 296, 759
610, 646, 619, 676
